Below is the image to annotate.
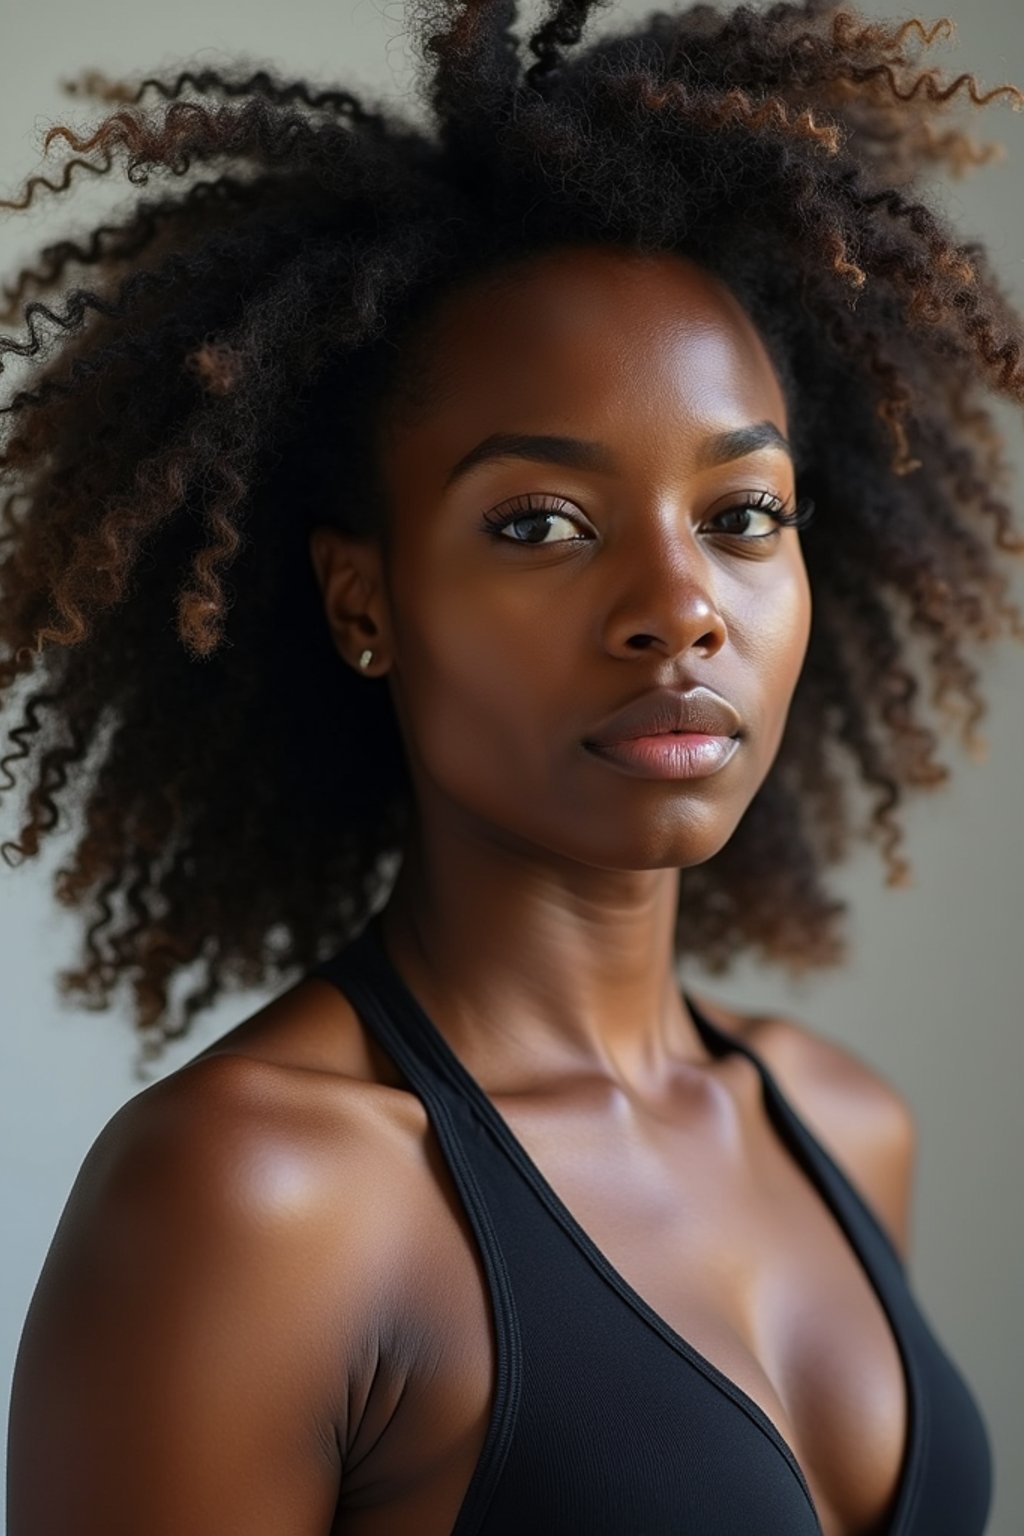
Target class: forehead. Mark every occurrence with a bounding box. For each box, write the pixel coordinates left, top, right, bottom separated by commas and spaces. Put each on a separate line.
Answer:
382, 245, 788, 464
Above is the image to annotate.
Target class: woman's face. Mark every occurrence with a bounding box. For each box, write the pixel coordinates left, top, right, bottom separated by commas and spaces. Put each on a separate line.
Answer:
354, 244, 811, 871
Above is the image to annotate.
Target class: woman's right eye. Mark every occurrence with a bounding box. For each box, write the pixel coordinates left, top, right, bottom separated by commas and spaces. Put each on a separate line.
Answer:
480, 496, 589, 545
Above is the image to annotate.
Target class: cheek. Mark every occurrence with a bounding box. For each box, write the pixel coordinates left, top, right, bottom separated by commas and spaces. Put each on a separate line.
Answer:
740, 558, 813, 759
756, 565, 811, 674
386, 558, 569, 807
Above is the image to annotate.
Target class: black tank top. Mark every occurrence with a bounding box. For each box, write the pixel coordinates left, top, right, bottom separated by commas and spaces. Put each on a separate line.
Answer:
310, 913, 994, 1536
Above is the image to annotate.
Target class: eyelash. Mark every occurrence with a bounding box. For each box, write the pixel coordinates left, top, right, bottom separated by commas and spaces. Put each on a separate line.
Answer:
480, 489, 817, 547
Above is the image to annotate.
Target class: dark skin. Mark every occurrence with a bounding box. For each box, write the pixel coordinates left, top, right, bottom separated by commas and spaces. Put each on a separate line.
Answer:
8, 246, 916, 1536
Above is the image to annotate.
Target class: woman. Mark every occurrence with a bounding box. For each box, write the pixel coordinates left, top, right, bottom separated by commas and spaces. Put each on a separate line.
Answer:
4, 1, 1021, 1532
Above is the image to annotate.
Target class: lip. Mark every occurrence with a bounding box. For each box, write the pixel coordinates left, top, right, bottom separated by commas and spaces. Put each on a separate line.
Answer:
584, 733, 741, 780
584, 685, 743, 749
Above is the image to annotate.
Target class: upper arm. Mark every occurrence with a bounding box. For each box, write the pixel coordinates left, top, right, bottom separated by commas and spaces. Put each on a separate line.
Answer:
7, 1055, 376, 1536
755, 1015, 917, 1267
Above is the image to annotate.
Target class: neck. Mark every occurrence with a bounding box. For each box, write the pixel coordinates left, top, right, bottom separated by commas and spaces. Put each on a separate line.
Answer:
378, 810, 715, 1099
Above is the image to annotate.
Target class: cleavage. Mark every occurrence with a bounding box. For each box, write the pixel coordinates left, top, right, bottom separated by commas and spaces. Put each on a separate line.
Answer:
484, 1062, 909, 1536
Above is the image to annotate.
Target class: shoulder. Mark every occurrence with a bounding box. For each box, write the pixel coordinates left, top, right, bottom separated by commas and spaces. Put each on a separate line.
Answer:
692, 993, 916, 1265
39, 1051, 414, 1427
81, 1047, 427, 1294
84, 1048, 376, 1210
8, 1052, 425, 1527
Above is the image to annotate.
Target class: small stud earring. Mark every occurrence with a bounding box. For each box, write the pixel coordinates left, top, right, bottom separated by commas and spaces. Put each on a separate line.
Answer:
358, 648, 373, 670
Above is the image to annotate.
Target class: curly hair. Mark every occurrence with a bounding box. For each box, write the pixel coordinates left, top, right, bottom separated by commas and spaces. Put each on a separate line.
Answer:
2, 0, 1023, 1074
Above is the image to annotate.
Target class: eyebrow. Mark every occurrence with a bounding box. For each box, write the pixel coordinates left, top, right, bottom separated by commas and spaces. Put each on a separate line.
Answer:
442, 420, 793, 489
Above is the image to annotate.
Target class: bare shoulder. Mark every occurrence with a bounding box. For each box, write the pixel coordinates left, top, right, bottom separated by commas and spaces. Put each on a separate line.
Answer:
90, 1047, 400, 1223
8, 1050, 421, 1532
42, 1048, 403, 1383
84, 1044, 432, 1323
691, 992, 916, 1265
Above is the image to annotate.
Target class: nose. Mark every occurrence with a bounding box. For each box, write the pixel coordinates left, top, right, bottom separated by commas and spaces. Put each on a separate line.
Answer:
601, 520, 729, 662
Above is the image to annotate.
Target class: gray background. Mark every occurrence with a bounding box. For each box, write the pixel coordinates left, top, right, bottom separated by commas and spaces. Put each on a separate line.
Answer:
1, 1, 1021, 1532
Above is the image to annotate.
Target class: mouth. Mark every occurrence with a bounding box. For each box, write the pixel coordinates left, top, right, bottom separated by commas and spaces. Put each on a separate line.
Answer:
583, 685, 744, 749
583, 732, 741, 781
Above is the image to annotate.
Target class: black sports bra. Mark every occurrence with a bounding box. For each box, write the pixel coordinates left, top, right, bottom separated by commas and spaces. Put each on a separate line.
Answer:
310, 913, 994, 1535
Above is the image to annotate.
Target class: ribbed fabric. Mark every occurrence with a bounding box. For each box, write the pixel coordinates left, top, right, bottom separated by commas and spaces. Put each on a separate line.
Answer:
310, 913, 993, 1536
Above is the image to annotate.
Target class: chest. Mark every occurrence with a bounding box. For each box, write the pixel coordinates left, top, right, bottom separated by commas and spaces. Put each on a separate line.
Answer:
344, 1071, 909, 1536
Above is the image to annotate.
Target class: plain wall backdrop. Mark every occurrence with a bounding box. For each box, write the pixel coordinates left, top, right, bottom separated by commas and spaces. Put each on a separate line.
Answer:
1, 1, 1022, 1532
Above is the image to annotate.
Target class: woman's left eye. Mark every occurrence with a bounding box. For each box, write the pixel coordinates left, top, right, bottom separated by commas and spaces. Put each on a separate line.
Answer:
706, 495, 788, 539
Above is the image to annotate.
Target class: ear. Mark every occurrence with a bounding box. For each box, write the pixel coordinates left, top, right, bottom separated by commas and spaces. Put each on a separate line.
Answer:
308, 526, 392, 677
